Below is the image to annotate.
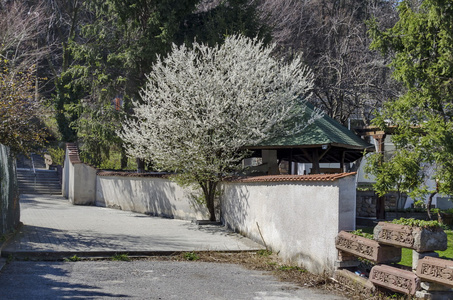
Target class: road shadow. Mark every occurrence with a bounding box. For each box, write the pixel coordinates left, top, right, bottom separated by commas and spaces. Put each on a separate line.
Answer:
0, 261, 129, 299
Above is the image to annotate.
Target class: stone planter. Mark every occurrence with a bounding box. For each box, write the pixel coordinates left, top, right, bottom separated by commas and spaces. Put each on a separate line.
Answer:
373, 222, 447, 252
336, 231, 401, 264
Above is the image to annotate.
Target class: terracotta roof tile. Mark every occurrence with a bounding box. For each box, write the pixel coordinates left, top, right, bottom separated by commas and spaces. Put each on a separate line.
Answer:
232, 172, 356, 183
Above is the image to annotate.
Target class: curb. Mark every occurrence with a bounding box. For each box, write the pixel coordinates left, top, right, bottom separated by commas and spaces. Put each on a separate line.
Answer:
0, 222, 23, 272
1, 249, 262, 261
0, 258, 6, 272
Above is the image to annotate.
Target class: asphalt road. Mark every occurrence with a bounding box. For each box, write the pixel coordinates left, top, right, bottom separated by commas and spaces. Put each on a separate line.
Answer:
0, 260, 347, 300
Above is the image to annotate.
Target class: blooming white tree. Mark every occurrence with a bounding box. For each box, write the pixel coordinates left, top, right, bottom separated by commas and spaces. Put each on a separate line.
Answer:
119, 35, 319, 221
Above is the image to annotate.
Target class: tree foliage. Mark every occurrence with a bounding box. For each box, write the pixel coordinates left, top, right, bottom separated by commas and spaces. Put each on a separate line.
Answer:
0, 1, 49, 154
0, 60, 47, 154
179, 0, 271, 47
367, 0, 453, 217
52, 0, 270, 167
120, 35, 318, 220
51, 0, 202, 165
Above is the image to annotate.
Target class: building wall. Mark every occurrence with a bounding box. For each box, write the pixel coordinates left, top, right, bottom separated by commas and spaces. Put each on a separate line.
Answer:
221, 175, 356, 274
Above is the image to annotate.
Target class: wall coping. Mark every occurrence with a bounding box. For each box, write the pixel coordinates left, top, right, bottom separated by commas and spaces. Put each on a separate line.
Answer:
97, 172, 357, 182
228, 172, 356, 183
97, 171, 356, 183
97, 171, 170, 178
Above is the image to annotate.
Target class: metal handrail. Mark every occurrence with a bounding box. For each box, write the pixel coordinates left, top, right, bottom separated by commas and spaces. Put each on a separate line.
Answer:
31, 153, 37, 189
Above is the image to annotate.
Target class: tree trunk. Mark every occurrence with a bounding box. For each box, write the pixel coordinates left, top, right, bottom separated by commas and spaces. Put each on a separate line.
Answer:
120, 146, 128, 169
136, 158, 145, 173
427, 191, 437, 220
200, 180, 218, 221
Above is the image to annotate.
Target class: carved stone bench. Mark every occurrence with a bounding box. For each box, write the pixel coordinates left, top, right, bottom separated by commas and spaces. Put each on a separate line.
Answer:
335, 231, 401, 264
417, 256, 453, 288
334, 269, 375, 295
369, 265, 420, 295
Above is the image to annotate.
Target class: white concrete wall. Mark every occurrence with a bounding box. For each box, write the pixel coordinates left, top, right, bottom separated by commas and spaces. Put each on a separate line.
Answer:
62, 147, 97, 205
62, 147, 356, 274
96, 175, 210, 220
62, 149, 70, 198
70, 163, 97, 205
338, 176, 357, 230
221, 176, 356, 275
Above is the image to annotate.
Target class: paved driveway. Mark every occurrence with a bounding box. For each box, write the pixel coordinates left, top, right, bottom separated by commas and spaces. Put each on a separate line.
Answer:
2, 194, 262, 258
0, 260, 347, 300
0, 194, 347, 300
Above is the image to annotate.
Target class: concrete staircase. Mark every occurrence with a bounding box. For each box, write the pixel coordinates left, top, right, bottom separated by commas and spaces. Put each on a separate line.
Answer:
17, 154, 61, 195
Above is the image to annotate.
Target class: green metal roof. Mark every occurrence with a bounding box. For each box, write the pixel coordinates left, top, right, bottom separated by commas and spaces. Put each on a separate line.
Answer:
250, 103, 372, 150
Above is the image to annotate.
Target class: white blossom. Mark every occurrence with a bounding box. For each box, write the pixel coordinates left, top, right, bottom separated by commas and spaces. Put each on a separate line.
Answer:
119, 35, 319, 219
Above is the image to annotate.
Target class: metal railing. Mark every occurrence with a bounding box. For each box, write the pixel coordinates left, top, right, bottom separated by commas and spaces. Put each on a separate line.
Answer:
31, 153, 37, 190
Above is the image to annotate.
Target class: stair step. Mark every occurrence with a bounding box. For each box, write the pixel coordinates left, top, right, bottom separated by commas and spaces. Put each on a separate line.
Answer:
19, 191, 61, 195
17, 170, 61, 195
19, 188, 61, 192
18, 178, 59, 181
19, 186, 61, 190
18, 179, 60, 183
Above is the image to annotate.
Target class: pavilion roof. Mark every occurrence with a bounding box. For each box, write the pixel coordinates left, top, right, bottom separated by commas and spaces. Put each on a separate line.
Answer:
247, 102, 372, 151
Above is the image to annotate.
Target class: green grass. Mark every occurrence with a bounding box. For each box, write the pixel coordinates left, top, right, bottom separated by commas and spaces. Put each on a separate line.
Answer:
112, 253, 131, 261
183, 251, 200, 261
278, 265, 306, 272
64, 255, 81, 262
434, 229, 453, 259
257, 249, 273, 257
400, 248, 413, 267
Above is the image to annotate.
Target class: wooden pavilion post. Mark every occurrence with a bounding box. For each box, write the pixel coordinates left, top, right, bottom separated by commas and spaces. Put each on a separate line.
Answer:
311, 149, 320, 174
374, 133, 387, 219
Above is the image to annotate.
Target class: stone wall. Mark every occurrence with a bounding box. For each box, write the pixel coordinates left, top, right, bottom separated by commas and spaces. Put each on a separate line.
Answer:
356, 191, 398, 218
0, 144, 20, 235
356, 190, 376, 217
